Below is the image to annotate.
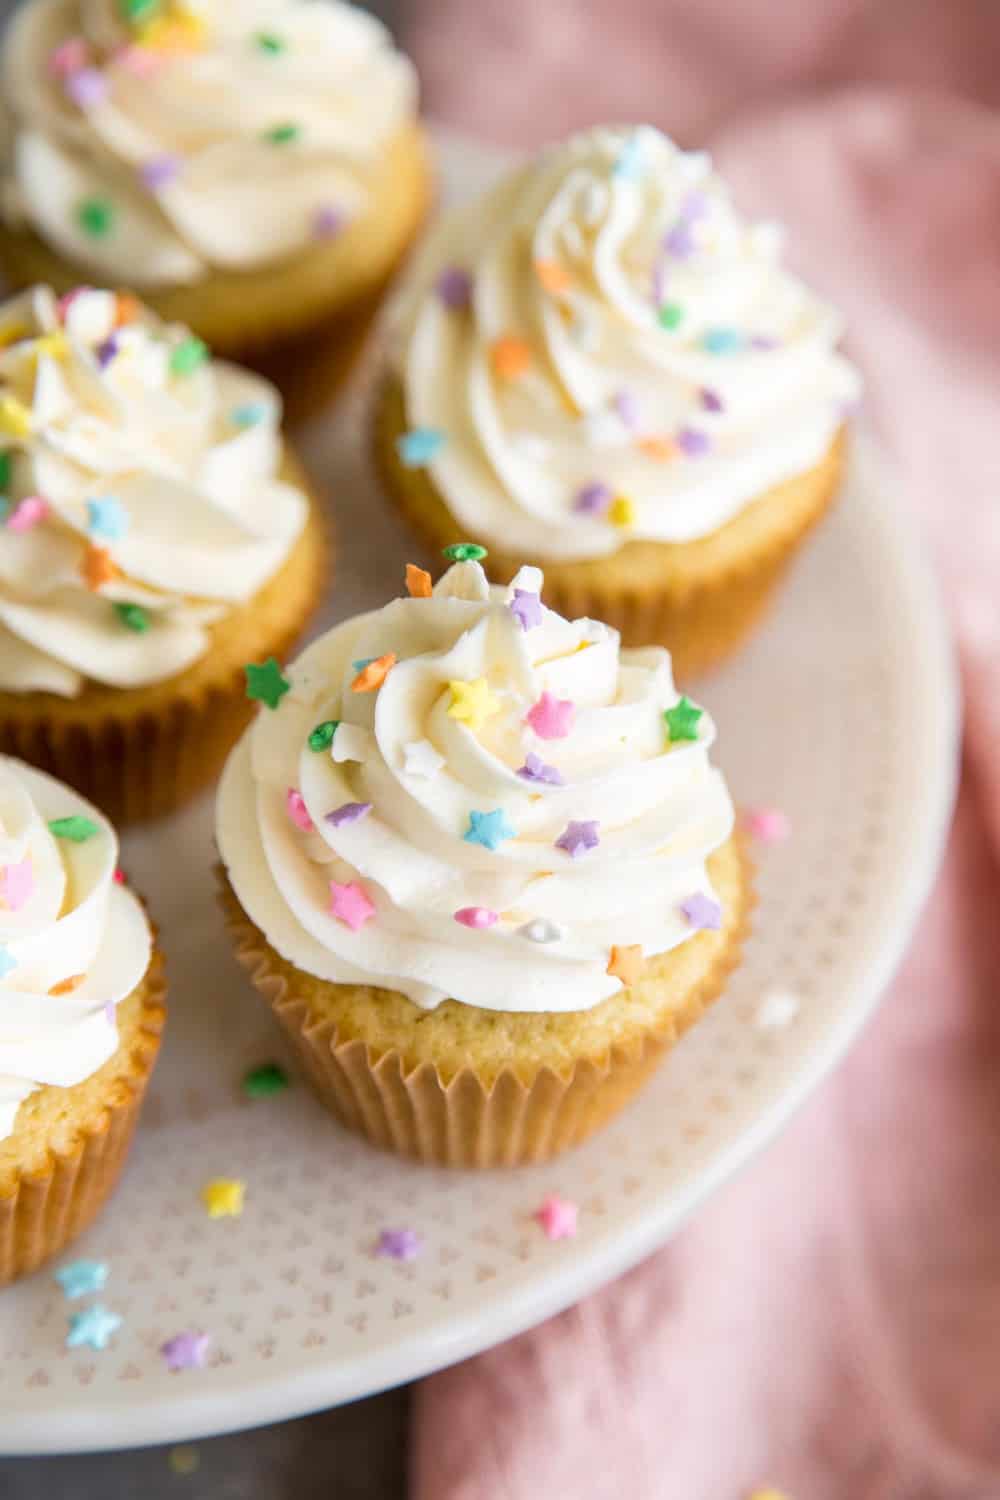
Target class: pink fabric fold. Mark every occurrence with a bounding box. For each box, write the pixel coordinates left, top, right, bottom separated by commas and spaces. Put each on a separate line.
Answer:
406, 5, 1000, 1497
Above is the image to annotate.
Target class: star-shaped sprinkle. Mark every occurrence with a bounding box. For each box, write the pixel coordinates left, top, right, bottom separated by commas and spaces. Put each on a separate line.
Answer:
702, 326, 743, 354
406, 563, 432, 598
518, 918, 562, 943
48, 815, 99, 842
677, 426, 711, 458
755, 990, 800, 1030
491, 335, 533, 381
403, 739, 445, 778
329, 880, 376, 930
161, 1331, 210, 1371
245, 657, 290, 710
454, 906, 498, 929
464, 808, 516, 851
700, 387, 724, 413
613, 130, 646, 180
325, 801, 372, 828
534, 259, 572, 295
638, 436, 677, 462
0, 945, 16, 979
114, 292, 141, 326
525, 691, 575, 741
509, 589, 542, 631
200, 1179, 245, 1219
66, 1304, 122, 1350
308, 719, 339, 752
376, 1228, 423, 1262
534, 1194, 578, 1240
742, 806, 790, 844
331, 724, 370, 763
448, 677, 500, 732
6, 496, 49, 532
0, 397, 32, 439
312, 203, 347, 240
664, 219, 696, 260
608, 495, 635, 528
113, 602, 149, 633
516, 751, 564, 787
169, 335, 209, 377
397, 428, 446, 467
607, 944, 644, 987
658, 302, 684, 330
243, 1062, 290, 1099
442, 542, 487, 562
555, 820, 600, 858
285, 788, 313, 832
81, 544, 118, 590
231, 402, 268, 428
435, 266, 472, 310
664, 696, 703, 743
1, 857, 33, 912
48, 36, 89, 77
86, 495, 127, 539
254, 29, 286, 53
263, 121, 301, 146
351, 653, 396, 693
55, 1259, 108, 1299
96, 334, 119, 369
76, 196, 115, 239
139, 153, 181, 191
573, 481, 612, 516
0, 451, 11, 490
614, 388, 641, 431
681, 892, 722, 931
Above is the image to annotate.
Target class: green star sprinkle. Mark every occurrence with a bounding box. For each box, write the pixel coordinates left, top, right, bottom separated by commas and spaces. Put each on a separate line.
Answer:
664, 696, 704, 743
169, 336, 209, 378
245, 657, 290, 710
243, 1062, 290, 1099
113, 602, 150, 633
0, 452, 11, 494
76, 197, 115, 240
49, 816, 99, 842
122, 0, 159, 20
308, 719, 340, 752
263, 123, 300, 146
442, 542, 488, 563
255, 31, 285, 54
658, 302, 684, 330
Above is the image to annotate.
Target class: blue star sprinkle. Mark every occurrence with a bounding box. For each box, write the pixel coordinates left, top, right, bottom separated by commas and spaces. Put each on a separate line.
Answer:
86, 496, 128, 540
464, 808, 516, 851
396, 428, 446, 468
66, 1304, 122, 1351
55, 1259, 109, 1300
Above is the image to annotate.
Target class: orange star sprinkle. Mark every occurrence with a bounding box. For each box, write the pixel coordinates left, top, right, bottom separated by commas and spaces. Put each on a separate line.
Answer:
114, 292, 141, 328
638, 436, 679, 462
405, 564, 433, 599
534, 260, 572, 295
49, 973, 85, 995
491, 335, 533, 381
351, 653, 396, 693
607, 944, 644, 987
81, 545, 119, 591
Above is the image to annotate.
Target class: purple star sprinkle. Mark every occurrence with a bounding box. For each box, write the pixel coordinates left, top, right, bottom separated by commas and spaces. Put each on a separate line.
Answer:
614, 388, 641, 431
161, 1331, 210, 1372
573, 481, 612, 516
677, 426, 712, 457
664, 220, 695, 260
96, 333, 119, 370
750, 334, 780, 351
313, 204, 346, 240
700, 387, 724, 414
555, 820, 600, 858
435, 266, 472, 310
139, 154, 181, 191
64, 67, 107, 108
681, 189, 709, 221
681, 891, 722, 930
325, 801, 372, 828
376, 1228, 423, 1262
517, 752, 564, 787
509, 589, 543, 631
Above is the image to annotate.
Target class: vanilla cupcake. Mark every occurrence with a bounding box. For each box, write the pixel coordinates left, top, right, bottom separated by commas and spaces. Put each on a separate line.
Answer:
0, 755, 164, 1284
217, 552, 749, 1168
0, 285, 327, 823
0, 0, 432, 421
375, 125, 860, 676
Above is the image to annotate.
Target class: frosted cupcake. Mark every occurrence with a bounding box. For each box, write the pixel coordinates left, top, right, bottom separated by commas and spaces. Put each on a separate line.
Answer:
0, 755, 164, 1284
375, 125, 861, 676
0, 0, 431, 421
0, 285, 326, 823
217, 551, 749, 1167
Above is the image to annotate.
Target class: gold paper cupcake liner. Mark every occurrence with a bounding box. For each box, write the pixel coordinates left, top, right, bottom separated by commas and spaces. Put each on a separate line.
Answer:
0, 947, 166, 1286
373, 375, 846, 679
0, 453, 331, 824
217, 846, 752, 1169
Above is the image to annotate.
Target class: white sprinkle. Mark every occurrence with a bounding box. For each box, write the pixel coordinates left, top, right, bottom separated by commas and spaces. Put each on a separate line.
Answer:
518, 919, 563, 944
402, 739, 445, 779
331, 724, 371, 764
755, 989, 800, 1030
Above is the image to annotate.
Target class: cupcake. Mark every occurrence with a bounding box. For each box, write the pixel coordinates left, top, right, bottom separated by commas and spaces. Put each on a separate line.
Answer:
0, 0, 432, 422
0, 284, 327, 824
217, 551, 749, 1168
0, 754, 164, 1284
375, 125, 861, 677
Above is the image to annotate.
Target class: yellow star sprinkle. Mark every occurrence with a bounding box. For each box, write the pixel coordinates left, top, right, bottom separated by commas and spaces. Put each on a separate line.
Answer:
608, 495, 635, 528
0, 322, 27, 348
447, 677, 501, 733
0, 397, 32, 439
200, 1178, 246, 1219
32, 332, 69, 361
748, 1491, 793, 1500
139, 6, 207, 51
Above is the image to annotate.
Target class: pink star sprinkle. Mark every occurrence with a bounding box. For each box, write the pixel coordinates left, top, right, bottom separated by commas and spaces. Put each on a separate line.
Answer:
525, 691, 575, 740
113, 867, 125, 884
113, 44, 161, 77
454, 906, 498, 929
6, 497, 49, 533
534, 1194, 578, 1241
48, 37, 89, 78
329, 881, 375, 931
376, 1228, 423, 1262
742, 806, 790, 844
160, 1331, 210, 1372
285, 788, 313, 832
1, 857, 33, 912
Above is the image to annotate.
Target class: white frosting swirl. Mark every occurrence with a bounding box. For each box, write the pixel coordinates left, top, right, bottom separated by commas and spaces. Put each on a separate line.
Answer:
2, 0, 418, 284
0, 284, 308, 696
0, 755, 152, 1142
217, 559, 735, 1014
394, 125, 861, 559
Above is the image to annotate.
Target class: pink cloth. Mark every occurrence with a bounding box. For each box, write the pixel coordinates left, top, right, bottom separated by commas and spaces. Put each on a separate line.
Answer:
404, 6, 1000, 1498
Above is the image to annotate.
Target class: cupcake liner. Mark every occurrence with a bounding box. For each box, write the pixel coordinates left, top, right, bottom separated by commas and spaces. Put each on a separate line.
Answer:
217, 852, 752, 1169
373, 375, 845, 679
0, 947, 166, 1286
0, 456, 331, 825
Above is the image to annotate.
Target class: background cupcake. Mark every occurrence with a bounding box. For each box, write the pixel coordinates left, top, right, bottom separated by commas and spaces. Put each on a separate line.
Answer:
0, 754, 164, 1285
375, 125, 860, 676
218, 553, 749, 1168
0, 284, 327, 823
0, 0, 432, 421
